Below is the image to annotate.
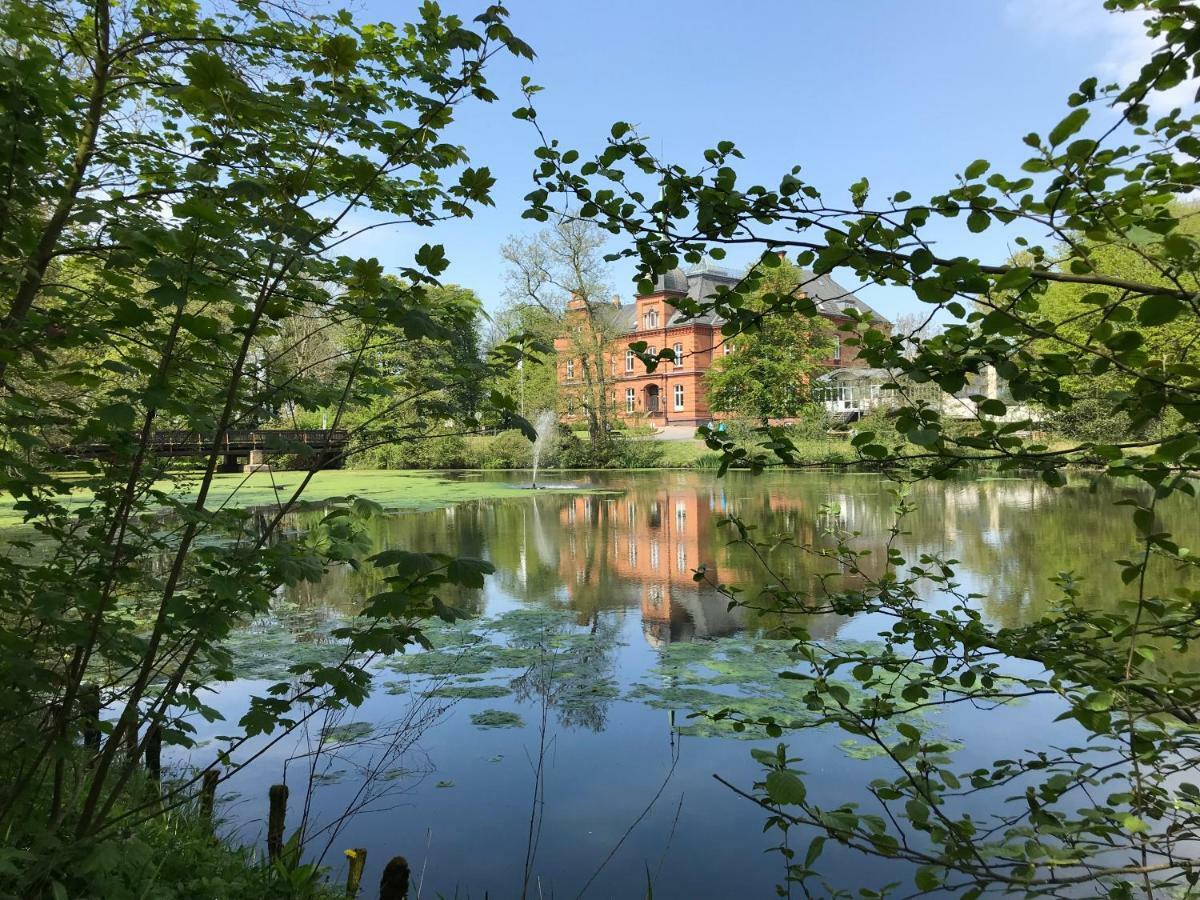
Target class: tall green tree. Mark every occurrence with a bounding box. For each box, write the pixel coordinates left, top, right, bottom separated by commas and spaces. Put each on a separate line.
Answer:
502, 219, 620, 458
486, 301, 561, 419
1032, 209, 1200, 441
703, 259, 831, 423
0, 2, 534, 893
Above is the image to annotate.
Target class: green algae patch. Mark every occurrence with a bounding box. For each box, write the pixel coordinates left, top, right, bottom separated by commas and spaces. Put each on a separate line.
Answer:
381, 607, 621, 731
321, 721, 374, 743
218, 613, 348, 681
629, 636, 938, 750
469, 709, 524, 729
0, 469, 604, 526
429, 684, 511, 700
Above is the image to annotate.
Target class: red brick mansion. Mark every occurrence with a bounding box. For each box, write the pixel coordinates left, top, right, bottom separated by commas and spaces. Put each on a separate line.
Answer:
553, 263, 884, 427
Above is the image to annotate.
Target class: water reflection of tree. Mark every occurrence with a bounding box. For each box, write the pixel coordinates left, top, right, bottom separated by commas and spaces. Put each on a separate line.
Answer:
506, 611, 621, 732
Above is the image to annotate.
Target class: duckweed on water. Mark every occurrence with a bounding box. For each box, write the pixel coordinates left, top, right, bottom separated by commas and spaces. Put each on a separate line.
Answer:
629, 636, 937, 748
429, 684, 511, 700
320, 722, 374, 743
469, 709, 524, 729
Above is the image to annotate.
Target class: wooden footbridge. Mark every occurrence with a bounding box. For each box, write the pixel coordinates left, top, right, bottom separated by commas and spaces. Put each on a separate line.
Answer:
76, 429, 350, 471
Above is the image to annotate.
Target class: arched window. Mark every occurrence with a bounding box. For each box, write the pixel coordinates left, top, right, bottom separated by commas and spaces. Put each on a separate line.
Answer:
625, 349, 635, 372
673, 384, 684, 411
673, 342, 684, 369
644, 308, 659, 329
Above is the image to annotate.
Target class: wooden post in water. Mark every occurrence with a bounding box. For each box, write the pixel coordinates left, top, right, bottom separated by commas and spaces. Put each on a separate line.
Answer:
145, 723, 162, 782
379, 856, 410, 900
80, 684, 101, 752
200, 769, 219, 827
267, 783, 288, 863
344, 848, 367, 897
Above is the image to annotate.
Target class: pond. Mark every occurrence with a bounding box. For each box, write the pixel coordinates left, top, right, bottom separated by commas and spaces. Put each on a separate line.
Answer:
185, 470, 1198, 898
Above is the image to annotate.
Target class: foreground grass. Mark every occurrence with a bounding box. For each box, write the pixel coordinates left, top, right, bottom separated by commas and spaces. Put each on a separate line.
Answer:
3, 771, 343, 900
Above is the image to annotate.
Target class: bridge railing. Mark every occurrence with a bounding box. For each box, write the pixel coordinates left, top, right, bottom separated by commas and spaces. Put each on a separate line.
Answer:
74, 429, 350, 457
149, 429, 350, 450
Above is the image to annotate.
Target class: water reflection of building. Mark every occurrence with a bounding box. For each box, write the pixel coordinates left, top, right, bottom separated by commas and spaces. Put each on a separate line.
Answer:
559, 490, 746, 648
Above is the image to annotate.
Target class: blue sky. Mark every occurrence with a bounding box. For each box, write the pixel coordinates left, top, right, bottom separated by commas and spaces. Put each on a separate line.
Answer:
353, 0, 1170, 322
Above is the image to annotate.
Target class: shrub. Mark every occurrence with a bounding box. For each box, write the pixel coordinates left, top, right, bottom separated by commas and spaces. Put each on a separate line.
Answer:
1045, 397, 1145, 444
475, 429, 533, 469
351, 434, 471, 469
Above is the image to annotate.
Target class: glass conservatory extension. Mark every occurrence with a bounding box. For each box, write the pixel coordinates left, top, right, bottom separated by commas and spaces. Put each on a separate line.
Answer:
814, 368, 944, 419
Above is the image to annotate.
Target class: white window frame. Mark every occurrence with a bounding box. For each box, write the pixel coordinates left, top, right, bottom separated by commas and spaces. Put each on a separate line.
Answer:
673, 342, 684, 369
832, 334, 842, 363
625, 388, 635, 412
625, 349, 635, 372
723, 341, 734, 355
673, 383, 684, 411
565, 358, 575, 379
644, 308, 659, 329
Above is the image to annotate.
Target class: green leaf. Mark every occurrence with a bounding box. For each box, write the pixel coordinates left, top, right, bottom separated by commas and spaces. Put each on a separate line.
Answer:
1137, 295, 1185, 326
908, 428, 940, 447
765, 770, 807, 806
915, 867, 941, 891
447, 557, 494, 589
415, 244, 449, 276
1122, 814, 1148, 834
964, 159, 990, 179
1041, 468, 1066, 487
1048, 108, 1089, 146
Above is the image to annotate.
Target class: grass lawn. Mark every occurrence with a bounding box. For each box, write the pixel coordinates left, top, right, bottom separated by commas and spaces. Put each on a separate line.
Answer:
654, 440, 713, 467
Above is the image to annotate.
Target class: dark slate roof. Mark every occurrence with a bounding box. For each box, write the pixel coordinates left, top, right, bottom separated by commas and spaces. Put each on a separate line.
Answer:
641, 263, 887, 332
653, 268, 689, 295
591, 302, 636, 332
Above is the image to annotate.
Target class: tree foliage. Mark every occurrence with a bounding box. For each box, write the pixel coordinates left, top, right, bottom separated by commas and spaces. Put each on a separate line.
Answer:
0, 1, 535, 893
501, 218, 621, 461
703, 258, 832, 423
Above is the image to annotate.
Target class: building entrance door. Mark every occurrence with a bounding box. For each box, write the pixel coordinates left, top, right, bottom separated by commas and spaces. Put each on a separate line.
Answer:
644, 384, 660, 413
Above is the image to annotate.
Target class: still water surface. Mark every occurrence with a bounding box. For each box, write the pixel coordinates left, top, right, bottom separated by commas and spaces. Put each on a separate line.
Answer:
190, 470, 1197, 898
